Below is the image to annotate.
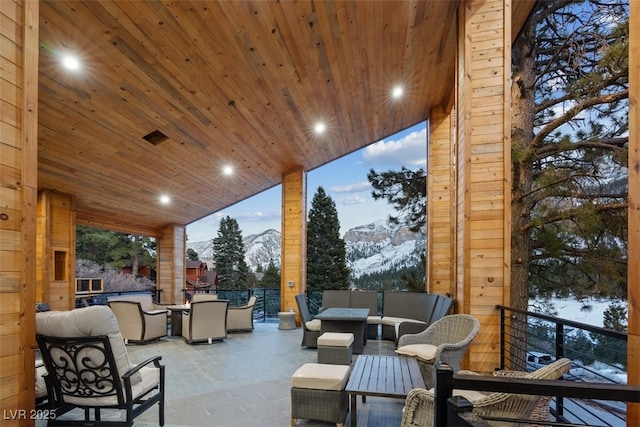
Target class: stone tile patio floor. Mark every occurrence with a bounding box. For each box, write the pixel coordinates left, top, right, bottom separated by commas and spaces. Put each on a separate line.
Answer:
41, 322, 404, 427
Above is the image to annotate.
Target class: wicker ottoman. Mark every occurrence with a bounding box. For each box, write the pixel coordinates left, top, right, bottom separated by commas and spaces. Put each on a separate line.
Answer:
291, 363, 350, 427
317, 332, 354, 365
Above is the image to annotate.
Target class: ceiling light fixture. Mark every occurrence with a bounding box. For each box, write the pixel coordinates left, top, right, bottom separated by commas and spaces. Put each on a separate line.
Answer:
62, 55, 80, 71
314, 122, 327, 135
222, 165, 234, 176
159, 195, 171, 205
392, 85, 404, 99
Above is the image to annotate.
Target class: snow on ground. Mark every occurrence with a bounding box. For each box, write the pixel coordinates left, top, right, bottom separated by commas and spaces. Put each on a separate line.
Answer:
530, 296, 625, 327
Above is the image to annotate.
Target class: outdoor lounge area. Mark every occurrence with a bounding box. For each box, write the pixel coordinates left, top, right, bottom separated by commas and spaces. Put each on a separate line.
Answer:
5, 2, 640, 426
37, 321, 402, 427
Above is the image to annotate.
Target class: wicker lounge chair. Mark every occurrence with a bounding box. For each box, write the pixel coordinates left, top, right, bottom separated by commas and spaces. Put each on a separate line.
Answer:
396, 314, 480, 388
400, 358, 572, 427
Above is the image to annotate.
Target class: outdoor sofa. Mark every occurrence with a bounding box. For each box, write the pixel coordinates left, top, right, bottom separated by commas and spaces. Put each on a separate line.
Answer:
320, 290, 454, 344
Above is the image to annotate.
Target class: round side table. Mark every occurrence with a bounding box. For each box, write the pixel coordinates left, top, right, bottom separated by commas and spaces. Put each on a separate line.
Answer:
278, 311, 297, 330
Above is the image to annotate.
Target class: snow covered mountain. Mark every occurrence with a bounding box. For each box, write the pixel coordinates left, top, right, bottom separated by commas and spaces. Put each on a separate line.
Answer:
186, 221, 423, 278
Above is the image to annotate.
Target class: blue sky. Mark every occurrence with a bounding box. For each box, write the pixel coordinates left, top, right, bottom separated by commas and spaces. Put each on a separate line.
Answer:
186, 121, 427, 242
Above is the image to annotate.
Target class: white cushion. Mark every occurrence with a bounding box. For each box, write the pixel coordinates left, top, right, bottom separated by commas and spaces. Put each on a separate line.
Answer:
36, 306, 141, 385
395, 344, 438, 362
305, 319, 321, 331
291, 363, 350, 391
427, 387, 488, 403
367, 315, 382, 325
35, 365, 47, 399
318, 332, 354, 347
380, 316, 426, 327
64, 365, 159, 406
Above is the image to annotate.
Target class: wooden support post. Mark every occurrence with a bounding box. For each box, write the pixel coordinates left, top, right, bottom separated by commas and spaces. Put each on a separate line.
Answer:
456, 0, 512, 373
156, 225, 186, 304
281, 167, 307, 323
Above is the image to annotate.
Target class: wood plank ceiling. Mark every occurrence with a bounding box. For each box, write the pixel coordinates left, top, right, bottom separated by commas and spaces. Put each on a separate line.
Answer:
36, 0, 531, 237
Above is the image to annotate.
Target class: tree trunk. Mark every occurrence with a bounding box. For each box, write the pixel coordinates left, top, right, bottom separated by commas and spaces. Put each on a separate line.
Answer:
510, 13, 536, 366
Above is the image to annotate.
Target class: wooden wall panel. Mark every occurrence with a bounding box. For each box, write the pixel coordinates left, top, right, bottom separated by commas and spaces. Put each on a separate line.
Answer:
35, 190, 75, 311
280, 167, 306, 321
0, 0, 38, 423
456, 0, 511, 374
427, 107, 455, 296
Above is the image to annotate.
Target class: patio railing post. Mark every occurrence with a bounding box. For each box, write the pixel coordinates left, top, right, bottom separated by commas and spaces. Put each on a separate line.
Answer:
434, 362, 454, 426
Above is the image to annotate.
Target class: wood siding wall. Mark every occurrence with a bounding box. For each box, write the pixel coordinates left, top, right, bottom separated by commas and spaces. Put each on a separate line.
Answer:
35, 190, 75, 311
157, 225, 186, 305
281, 167, 306, 321
456, 0, 511, 373
0, 0, 38, 423
427, 107, 455, 296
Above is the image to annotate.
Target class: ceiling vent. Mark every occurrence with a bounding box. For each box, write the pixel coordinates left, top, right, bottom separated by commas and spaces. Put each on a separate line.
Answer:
143, 130, 168, 146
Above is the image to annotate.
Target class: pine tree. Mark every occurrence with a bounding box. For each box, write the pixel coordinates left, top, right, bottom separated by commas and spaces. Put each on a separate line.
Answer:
76, 225, 156, 274
511, 0, 628, 310
186, 248, 199, 261
260, 259, 281, 289
306, 187, 350, 291
367, 167, 426, 232
212, 216, 250, 289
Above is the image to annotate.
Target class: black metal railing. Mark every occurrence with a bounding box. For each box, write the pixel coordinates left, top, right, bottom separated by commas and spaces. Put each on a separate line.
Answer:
435, 363, 640, 427
496, 304, 629, 426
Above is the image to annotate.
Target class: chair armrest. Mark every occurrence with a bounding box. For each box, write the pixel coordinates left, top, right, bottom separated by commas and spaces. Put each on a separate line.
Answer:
143, 309, 170, 317
123, 356, 164, 379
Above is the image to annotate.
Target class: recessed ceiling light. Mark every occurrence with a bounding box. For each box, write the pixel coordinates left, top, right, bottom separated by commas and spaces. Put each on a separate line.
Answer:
392, 86, 404, 99
159, 195, 171, 205
62, 55, 80, 71
222, 165, 234, 176
314, 122, 327, 135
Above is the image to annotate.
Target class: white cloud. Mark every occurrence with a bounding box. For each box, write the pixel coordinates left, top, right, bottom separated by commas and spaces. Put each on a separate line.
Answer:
362, 128, 427, 167
338, 195, 367, 206
329, 181, 371, 193
234, 210, 281, 222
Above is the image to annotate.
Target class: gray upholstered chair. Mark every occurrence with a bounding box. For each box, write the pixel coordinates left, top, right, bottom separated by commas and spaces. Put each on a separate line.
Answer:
295, 294, 321, 348
400, 358, 572, 427
227, 296, 257, 332
35, 305, 165, 426
191, 293, 218, 302
182, 299, 228, 344
396, 314, 480, 388
108, 296, 168, 344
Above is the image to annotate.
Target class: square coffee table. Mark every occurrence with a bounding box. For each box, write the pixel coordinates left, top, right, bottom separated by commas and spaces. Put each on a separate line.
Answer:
345, 355, 425, 426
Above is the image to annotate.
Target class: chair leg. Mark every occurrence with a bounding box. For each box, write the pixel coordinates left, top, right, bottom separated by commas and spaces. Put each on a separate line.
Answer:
159, 394, 165, 426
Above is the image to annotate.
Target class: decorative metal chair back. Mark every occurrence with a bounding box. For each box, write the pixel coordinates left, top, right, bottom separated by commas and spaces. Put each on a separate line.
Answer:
36, 334, 126, 406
